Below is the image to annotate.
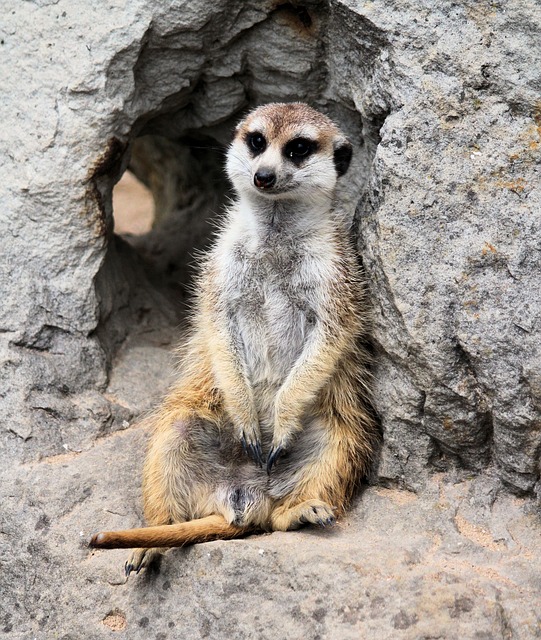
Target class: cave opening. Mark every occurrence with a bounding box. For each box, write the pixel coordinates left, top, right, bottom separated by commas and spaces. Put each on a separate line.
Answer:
111, 132, 230, 295
113, 170, 154, 237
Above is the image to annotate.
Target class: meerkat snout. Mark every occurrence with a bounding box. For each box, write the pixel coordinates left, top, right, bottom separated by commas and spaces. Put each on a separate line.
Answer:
254, 169, 276, 190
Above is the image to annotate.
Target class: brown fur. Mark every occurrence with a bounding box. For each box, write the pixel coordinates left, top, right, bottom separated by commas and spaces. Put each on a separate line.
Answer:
236, 102, 340, 154
89, 104, 377, 573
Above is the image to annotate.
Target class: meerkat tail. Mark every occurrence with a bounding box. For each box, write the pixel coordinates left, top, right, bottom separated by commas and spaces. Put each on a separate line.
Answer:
89, 515, 248, 549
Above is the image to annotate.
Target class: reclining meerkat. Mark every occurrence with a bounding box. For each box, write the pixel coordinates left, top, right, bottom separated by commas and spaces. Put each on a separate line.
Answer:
90, 102, 377, 575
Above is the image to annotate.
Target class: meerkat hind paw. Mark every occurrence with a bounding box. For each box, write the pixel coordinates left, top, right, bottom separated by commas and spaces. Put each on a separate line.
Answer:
125, 547, 161, 577
298, 501, 336, 528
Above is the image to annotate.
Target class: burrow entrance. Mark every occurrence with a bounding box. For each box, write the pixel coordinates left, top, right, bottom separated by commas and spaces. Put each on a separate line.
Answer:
112, 133, 231, 294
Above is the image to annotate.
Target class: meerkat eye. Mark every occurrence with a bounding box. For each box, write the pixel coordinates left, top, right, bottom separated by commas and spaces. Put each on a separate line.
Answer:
284, 137, 316, 162
247, 133, 266, 154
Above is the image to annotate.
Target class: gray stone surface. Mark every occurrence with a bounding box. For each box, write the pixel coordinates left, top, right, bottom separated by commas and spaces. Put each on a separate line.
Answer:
355, 0, 541, 495
3, 422, 541, 638
1, 0, 541, 636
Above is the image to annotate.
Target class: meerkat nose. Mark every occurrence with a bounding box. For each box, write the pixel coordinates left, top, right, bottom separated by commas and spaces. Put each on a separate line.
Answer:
254, 170, 276, 189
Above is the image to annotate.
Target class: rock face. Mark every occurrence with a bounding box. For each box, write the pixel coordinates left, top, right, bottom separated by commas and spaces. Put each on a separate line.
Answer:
359, 3, 541, 495
1, 0, 540, 637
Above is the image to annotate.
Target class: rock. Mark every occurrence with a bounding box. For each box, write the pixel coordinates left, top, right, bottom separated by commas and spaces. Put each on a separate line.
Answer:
355, 2, 541, 493
3, 0, 539, 490
2, 430, 540, 638
1, 0, 541, 636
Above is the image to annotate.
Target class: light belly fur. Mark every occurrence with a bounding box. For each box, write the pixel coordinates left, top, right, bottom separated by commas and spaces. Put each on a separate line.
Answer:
233, 280, 312, 424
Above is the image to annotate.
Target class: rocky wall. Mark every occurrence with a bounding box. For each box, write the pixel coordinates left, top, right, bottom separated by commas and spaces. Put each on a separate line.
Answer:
1, 0, 540, 492
2, 1, 541, 637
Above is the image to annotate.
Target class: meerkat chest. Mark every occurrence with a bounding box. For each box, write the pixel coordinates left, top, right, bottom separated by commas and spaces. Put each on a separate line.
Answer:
223, 242, 324, 384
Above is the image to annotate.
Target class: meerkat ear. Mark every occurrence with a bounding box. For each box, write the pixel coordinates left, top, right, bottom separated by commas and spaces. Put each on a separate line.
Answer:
333, 138, 353, 177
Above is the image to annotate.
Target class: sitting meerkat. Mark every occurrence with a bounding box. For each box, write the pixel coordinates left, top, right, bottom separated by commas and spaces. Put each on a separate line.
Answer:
90, 102, 377, 576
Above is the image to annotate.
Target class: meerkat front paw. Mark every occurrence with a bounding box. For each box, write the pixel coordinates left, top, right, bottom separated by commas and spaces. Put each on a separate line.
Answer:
267, 419, 300, 473
239, 423, 263, 467
266, 442, 286, 474
267, 430, 297, 474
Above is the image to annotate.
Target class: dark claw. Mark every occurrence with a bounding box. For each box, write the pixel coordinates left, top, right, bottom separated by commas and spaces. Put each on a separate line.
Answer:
248, 444, 256, 463
255, 444, 264, 467
240, 434, 248, 453
254, 442, 264, 467
266, 445, 284, 475
241, 433, 263, 467
256, 442, 263, 467
125, 562, 133, 577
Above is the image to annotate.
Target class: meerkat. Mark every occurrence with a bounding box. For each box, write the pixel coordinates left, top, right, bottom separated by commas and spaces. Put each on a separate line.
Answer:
90, 102, 377, 575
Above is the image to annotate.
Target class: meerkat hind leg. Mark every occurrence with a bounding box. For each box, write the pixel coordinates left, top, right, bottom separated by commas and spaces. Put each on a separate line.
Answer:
271, 499, 336, 531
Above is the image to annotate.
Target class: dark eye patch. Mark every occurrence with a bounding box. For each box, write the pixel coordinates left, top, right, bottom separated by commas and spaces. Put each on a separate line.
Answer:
283, 137, 317, 164
246, 132, 266, 155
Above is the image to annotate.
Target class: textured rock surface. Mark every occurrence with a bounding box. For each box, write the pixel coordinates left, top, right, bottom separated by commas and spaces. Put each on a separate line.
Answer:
1, 0, 541, 636
2, 0, 540, 489
3, 420, 541, 639
356, 0, 541, 495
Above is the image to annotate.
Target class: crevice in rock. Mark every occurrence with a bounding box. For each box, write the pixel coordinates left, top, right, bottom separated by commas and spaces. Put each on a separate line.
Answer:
273, 3, 314, 32
450, 339, 494, 469
12, 325, 74, 353
427, 438, 463, 474
418, 390, 427, 417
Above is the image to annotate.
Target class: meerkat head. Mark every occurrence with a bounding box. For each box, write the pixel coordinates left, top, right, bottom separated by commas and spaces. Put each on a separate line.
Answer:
226, 103, 352, 204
